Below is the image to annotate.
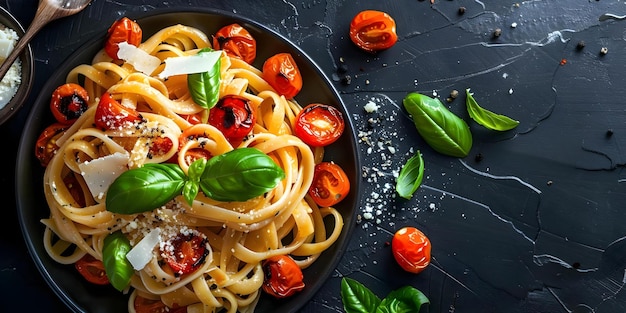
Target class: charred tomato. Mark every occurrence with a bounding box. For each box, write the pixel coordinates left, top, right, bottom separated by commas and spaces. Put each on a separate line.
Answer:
105, 17, 142, 60
35, 122, 68, 167
134, 296, 187, 313
294, 103, 345, 147
391, 226, 431, 274
161, 230, 209, 276
94, 92, 142, 130
349, 10, 398, 53
262, 255, 305, 298
75, 254, 109, 285
308, 162, 350, 207
212, 23, 257, 64
50, 83, 89, 125
208, 95, 256, 146
262, 53, 302, 99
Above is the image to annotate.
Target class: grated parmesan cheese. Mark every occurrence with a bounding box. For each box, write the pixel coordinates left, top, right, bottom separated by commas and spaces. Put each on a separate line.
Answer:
0, 25, 21, 109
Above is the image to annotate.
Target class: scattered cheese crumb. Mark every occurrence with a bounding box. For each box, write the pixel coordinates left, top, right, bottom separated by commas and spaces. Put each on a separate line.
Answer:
363, 100, 379, 113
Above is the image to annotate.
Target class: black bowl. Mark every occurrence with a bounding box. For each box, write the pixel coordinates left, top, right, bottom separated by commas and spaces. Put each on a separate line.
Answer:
0, 5, 33, 126
16, 8, 360, 313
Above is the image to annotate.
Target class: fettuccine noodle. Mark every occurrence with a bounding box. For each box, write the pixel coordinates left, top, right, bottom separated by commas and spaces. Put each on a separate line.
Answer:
40, 23, 344, 313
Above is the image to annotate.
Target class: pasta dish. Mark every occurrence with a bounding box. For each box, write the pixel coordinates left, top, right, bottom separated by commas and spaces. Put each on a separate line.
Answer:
35, 18, 349, 313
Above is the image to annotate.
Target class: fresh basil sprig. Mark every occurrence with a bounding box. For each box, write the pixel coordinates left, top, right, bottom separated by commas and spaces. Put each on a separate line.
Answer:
395, 151, 424, 200
465, 89, 519, 131
403, 92, 472, 158
188, 48, 221, 109
102, 231, 134, 292
341, 277, 429, 313
199, 148, 286, 202
106, 148, 285, 214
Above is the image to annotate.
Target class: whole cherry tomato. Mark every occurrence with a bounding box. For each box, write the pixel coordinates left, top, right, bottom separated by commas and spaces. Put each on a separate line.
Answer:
212, 23, 257, 64
94, 92, 142, 130
294, 103, 345, 147
50, 83, 89, 125
262, 255, 305, 298
391, 226, 431, 274
75, 254, 109, 285
134, 296, 188, 313
308, 162, 350, 207
349, 10, 398, 53
208, 95, 256, 146
161, 230, 210, 276
262, 53, 302, 99
105, 17, 142, 60
35, 122, 68, 167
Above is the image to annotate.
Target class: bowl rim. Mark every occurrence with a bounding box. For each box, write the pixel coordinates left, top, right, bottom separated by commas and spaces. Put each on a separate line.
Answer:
0, 5, 34, 126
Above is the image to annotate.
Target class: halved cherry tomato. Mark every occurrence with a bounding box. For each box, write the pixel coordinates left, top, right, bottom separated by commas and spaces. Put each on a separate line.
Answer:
50, 83, 89, 125
208, 95, 256, 146
262, 255, 305, 298
75, 254, 109, 285
349, 10, 398, 53
134, 296, 188, 313
161, 230, 209, 276
105, 17, 142, 60
212, 23, 257, 64
391, 226, 431, 274
262, 53, 302, 99
308, 162, 350, 207
35, 122, 68, 167
294, 103, 345, 147
94, 92, 142, 130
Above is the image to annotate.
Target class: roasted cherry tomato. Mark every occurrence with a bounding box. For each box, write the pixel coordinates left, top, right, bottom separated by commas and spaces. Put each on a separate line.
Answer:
262, 255, 305, 298
208, 95, 256, 146
161, 230, 209, 276
262, 53, 302, 99
391, 226, 431, 274
212, 23, 256, 64
64, 174, 86, 207
294, 103, 345, 147
349, 10, 398, 53
75, 254, 109, 285
35, 122, 68, 167
50, 83, 89, 125
148, 136, 174, 159
105, 17, 142, 60
308, 162, 350, 207
134, 296, 188, 313
94, 92, 142, 130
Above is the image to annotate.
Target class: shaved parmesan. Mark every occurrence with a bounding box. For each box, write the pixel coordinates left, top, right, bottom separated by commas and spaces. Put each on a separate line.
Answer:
117, 41, 161, 75
126, 228, 161, 271
78, 152, 130, 201
158, 50, 222, 79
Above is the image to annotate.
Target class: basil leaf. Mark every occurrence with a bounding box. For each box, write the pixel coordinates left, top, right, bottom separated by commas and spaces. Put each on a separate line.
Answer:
106, 163, 186, 214
341, 277, 381, 313
102, 231, 134, 292
188, 48, 221, 109
183, 158, 206, 206
395, 151, 424, 200
375, 286, 430, 313
465, 89, 519, 131
403, 92, 472, 158
199, 148, 285, 202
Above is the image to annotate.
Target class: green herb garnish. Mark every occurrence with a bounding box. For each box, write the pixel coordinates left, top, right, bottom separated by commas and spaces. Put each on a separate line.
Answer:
106, 148, 285, 214
188, 48, 221, 110
403, 92, 473, 158
341, 277, 429, 313
465, 89, 519, 131
102, 231, 134, 292
395, 151, 425, 200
